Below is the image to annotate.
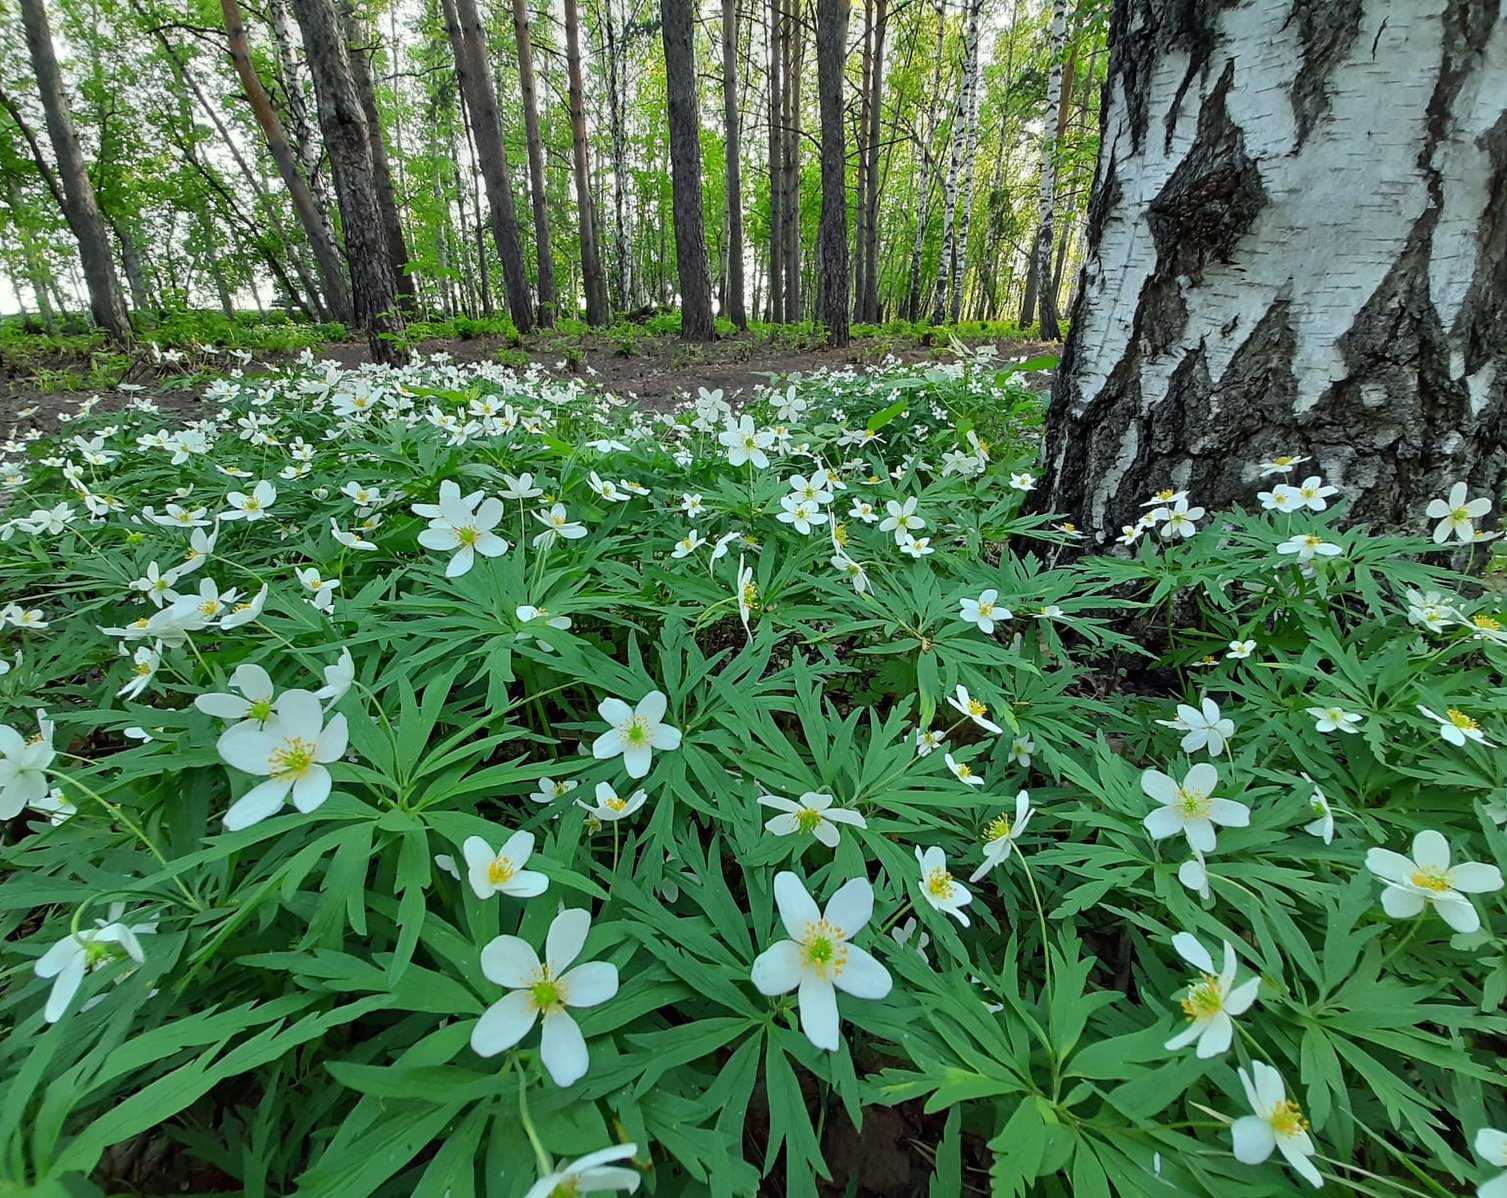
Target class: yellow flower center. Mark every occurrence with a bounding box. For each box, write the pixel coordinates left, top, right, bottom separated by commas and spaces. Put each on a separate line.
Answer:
455, 525, 480, 546
623, 716, 651, 744
1270, 1100, 1309, 1139
1446, 709, 1478, 731
1153, 488, 1176, 501
199, 600, 222, 617
1175, 787, 1212, 819
1471, 614, 1502, 631
1179, 974, 1223, 1020
604, 796, 628, 812
1451, 506, 1471, 523
244, 498, 261, 511
977, 601, 994, 617
134, 661, 153, 677
966, 698, 988, 717
487, 857, 515, 885
1271, 456, 1295, 467
799, 919, 848, 980
984, 815, 1011, 843
1302, 535, 1322, 549
955, 764, 973, 779
269, 737, 317, 780
248, 698, 274, 723
1409, 866, 1451, 893
833, 523, 848, 547
926, 867, 956, 900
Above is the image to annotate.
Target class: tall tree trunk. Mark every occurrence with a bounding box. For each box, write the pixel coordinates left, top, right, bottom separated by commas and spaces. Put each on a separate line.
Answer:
814, 0, 848, 344
269, 0, 339, 249
905, 0, 946, 323
857, 0, 887, 323
1023, 0, 1067, 339
109, 218, 153, 316
766, 0, 785, 322
853, 0, 872, 316
565, 0, 609, 324
338, 0, 415, 307
930, 0, 982, 325
1042, 0, 1507, 542
19, 0, 133, 343
722, 0, 747, 328
661, 0, 716, 339
5, 178, 58, 331
604, 0, 635, 309
289, 0, 406, 362
949, 6, 984, 324
781, 0, 803, 322
222, 0, 354, 323
512, 0, 558, 326
441, 0, 535, 332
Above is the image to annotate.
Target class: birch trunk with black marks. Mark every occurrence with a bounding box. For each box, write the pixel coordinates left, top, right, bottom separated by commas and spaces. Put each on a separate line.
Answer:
1043, 0, 1507, 543
1023, 0, 1067, 339
856, 0, 887, 323
929, 0, 981, 326
604, 0, 636, 310
565, 0, 609, 325
662, 0, 716, 339
512, 0, 557, 326
904, 0, 946, 322
289, 0, 406, 362
20, 0, 133, 343
723, 0, 748, 328
441, 0, 535, 332
766, 0, 784, 322
815, 0, 848, 344
781, 0, 803, 322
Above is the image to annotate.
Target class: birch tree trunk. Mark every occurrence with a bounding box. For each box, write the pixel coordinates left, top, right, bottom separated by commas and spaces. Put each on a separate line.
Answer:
512, 0, 558, 326
662, 0, 716, 339
1042, 0, 1507, 541
722, 0, 748, 328
929, 0, 981, 326
856, 0, 887, 323
905, 0, 946, 322
1023, 0, 1067, 339
565, 0, 609, 325
19, 0, 133, 344
814, 0, 848, 345
289, 0, 406, 362
948, 5, 983, 324
781, 0, 803, 322
766, 0, 784, 322
441, 0, 535, 332
604, 0, 636, 310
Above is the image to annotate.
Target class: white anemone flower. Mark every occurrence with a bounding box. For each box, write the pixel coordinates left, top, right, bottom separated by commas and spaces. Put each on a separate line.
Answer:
577, 781, 648, 821
471, 907, 618, 1087
0, 712, 55, 819
1301, 775, 1335, 844
1293, 476, 1337, 511
523, 1145, 640, 1198
315, 649, 355, 704
750, 872, 891, 1052
1141, 762, 1250, 854
1277, 532, 1342, 563
946, 684, 1003, 735
970, 790, 1034, 882
915, 846, 972, 926
196, 663, 278, 731
1307, 704, 1362, 734
221, 480, 277, 521
530, 776, 579, 805
1416, 704, 1493, 748
1365, 829, 1503, 934
878, 497, 925, 544
1156, 696, 1235, 757
1164, 933, 1259, 1058
592, 690, 682, 778
217, 689, 350, 830
1226, 639, 1257, 659
1474, 1129, 1507, 1198
719, 415, 774, 468
1008, 736, 1035, 768
34, 907, 156, 1023
959, 589, 1010, 634
1231, 1061, 1323, 1187
914, 728, 946, 757
416, 485, 509, 578
461, 830, 549, 900
670, 529, 705, 558
117, 646, 161, 700
758, 791, 867, 848
1426, 481, 1492, 544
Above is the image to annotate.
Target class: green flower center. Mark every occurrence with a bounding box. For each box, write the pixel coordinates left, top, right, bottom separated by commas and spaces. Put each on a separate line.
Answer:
529, 972, 565, 1013
794, 808, 823, 834
1179, 974, 1223, 1020
799, 920, 847, 980
984, 815, 1011, 843
269, 737, 317, 780
1270, 1100, 1308, 1139
1175, 788, 1212, 819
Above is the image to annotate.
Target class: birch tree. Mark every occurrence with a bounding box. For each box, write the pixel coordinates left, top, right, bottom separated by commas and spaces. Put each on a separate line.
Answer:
1042, 0, 1507, 540
928, 0, 981, 326
1023, 0, 1067, 339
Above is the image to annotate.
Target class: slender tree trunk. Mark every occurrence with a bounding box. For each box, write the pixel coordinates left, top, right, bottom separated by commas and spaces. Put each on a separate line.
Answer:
905, 0, 946, 322
1024, 0, 1067, 339
661, 0, 716, 339
604, 0, 635, 309
767, 0, 785, 322
109, 218, 153, 315
857, 0, 887, 323
930, 0, 982, 325
222, 0, 354, 323
722, 0, 748, 328
269, 0, 339, 250
512, 0, 558, 325
289, 0, 406, 362
19, 0, 132, 343
565, 0, 609, 324
854, 0, 872, 316
815, 0, 848, 344
338, 0, 415, 307
1042, 0, 1507, 541
5, 179, 57, 330
781, 0, 803, 322
441, 0, 535, 332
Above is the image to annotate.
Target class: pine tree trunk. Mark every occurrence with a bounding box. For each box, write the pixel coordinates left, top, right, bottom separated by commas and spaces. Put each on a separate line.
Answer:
815, 0, 848, 345
512, 0, 558, 326
19, 0, 133, 344
565, 0, 609, 325
441, 0, 535, 332
338, 0, 414, 308
1024, 0, 1067, 339
1042, 0, 1507, 541
766, 0, 785, 322
722, 0, 748, 328
221, 0, 354, 323
289, 0, 407, 362
662, 0, 716, 340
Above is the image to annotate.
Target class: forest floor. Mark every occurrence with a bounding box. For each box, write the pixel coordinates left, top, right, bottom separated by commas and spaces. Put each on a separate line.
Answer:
1, 329, 1058, 425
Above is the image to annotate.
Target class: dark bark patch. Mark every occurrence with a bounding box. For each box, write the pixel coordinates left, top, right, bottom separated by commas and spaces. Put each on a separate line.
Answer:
1288, 0, 1363, 147
1111, 0, 1234, 155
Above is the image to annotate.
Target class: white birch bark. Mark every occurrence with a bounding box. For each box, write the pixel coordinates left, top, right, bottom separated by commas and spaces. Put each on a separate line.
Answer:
929, 0, 982, 325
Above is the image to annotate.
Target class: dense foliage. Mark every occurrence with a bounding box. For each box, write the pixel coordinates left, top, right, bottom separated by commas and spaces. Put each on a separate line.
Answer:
1, 355, 1505, 1197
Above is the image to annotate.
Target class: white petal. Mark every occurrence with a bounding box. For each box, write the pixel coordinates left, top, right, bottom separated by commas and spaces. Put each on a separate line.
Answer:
540, 1009, 590, 1086
1411, 828, 1451, 870
1231, 1116, 1276, 1164
751, 940, 802, 995
561, 961, 619, 1008
823, 876, 874, 936
834, 945, 891, 999
773, 872, 820, 939
291, 765, 332, 813
44, 952, 88, 1022
1170, 932, 1214, 974
471, 991, 537, 1057
797, 975, 841, 1051
546, 908, 592, 973
224, 778, 291, 830
480, 935, 540, 987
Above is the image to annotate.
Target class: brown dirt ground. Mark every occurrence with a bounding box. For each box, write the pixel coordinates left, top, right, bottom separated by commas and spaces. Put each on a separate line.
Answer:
2, 330, 1057, 427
